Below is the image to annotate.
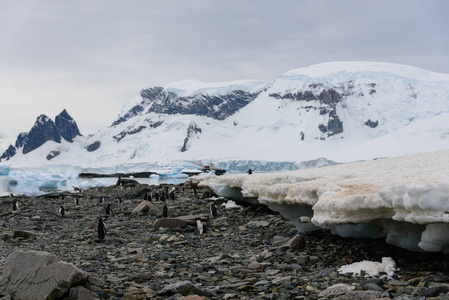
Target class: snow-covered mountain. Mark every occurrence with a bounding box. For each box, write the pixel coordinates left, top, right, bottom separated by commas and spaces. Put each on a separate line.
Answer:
0, 110, 81, 162
2, 62, 449, 172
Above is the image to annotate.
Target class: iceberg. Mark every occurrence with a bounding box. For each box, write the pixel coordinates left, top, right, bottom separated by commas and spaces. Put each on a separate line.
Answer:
194, 149, 449, 253
0, 164, 10, 176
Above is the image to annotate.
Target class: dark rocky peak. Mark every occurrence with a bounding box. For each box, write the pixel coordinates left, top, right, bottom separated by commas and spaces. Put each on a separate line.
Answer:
0, 145, 16, 161
23, 114, 61, 154
15, 132, 28, 148
55, 109, 81, 142
112, 86, 262, 126
0, 110, 82, 161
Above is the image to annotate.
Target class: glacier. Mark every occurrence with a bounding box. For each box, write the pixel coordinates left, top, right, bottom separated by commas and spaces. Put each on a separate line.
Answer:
194, 149, 449, 253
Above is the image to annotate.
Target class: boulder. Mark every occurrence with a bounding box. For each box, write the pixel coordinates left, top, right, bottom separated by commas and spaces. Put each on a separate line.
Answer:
0, 250, 88, 300
132, 200, 159, 215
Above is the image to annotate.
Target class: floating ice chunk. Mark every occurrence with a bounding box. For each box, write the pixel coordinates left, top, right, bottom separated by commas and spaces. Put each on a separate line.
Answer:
38, 180, 58, 191
338, 257, 397, 278
0, 165, 10, 176
79, 179, 111, 190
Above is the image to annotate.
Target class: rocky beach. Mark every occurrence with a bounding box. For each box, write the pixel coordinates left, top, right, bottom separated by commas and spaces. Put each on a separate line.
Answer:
1, 181, 449, 300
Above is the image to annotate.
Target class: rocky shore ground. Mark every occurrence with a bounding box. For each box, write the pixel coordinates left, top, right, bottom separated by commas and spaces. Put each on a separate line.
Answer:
1, 181, 449, 300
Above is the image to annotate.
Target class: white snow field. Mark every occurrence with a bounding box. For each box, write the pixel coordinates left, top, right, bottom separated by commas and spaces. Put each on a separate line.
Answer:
195, 149, 449, 253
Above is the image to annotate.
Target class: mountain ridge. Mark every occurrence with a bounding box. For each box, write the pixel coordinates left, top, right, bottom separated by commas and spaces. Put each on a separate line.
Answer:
2, 61, 449, 170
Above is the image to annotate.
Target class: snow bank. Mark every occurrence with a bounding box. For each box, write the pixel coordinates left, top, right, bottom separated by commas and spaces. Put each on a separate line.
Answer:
338, 257, 397, 278
195, 149, 449, 252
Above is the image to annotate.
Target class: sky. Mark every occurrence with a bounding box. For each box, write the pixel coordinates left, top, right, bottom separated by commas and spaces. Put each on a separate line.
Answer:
0, 0, 448, 152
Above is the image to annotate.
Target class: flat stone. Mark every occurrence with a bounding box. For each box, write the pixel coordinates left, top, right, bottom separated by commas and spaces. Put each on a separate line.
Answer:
158, 281, 203, 296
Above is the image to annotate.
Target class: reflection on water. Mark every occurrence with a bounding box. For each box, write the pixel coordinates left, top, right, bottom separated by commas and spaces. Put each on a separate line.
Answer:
0, 175, 189, 197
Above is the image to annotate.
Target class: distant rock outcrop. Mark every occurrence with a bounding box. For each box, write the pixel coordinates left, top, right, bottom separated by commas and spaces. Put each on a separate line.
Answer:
55, 109, 81, 142
23, 115, 61, 154
0, 110, 82, 161
112, 87, 263, 126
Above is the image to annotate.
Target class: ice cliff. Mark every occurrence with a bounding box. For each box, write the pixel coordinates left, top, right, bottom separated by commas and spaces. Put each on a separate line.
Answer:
195, 149, 449, 253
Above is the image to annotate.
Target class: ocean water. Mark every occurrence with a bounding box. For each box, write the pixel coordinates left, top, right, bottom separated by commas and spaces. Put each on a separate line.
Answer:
0, 175, 189, 197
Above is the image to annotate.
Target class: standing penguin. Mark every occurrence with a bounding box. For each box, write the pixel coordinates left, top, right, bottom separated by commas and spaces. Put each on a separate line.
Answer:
12, 201, 19, 212
210, 203, 218, 218
61, 194, 65, 200
99, 196, 104, 204
169, 191, 175, 201
148, 193, 152, 202
10, 193, 13, 198
160, 192, 166, 202
98, 218, 106, 241
162, 205, 168, 218
59, 206, 65, 217
196, 217, 205, 235
74, 198, 79, 205
105, 204, 113, 216
154, 192, 159, 202
116, 197, 122, 204
143, 192, 148, 201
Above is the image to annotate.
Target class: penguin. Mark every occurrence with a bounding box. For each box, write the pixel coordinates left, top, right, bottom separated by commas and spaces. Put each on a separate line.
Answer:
210, 203, 218, 218
247, 168, 253, 175
196, 217, 205, 235
61, 194, 65, 200
98, 218, 106, 241
117, 197, 122, 204
105, 204, 113, 216
148, 193, 152, 202
12, 201, 19, 212
59, 206, 65, 217
154, 192, 159, 202
9, 193, 13, 198
162, 204, 168, 218
143, 192, 148, 201
169, 191, 175, 201
160, 192, 166, 202
99, 196, 104, 204
74, 198, 79, 205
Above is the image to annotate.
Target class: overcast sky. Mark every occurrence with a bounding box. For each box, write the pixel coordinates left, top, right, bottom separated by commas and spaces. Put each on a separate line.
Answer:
0, 0, 448, 151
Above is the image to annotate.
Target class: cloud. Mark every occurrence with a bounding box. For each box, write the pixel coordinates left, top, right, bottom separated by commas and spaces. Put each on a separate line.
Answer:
0, 0, 448, 143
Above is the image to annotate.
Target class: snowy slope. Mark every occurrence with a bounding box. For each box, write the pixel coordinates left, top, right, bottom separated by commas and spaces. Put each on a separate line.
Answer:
4, 61, 449, 171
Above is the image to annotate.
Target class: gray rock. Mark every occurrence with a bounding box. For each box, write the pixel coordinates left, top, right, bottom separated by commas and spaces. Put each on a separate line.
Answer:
334, 290, 383, 300
0, 232, 11, 241
132, 200, 159, 215
281, 234, 306, 250
422, 285, 449, 298
12, 230, 38, 238
68, 286, 99, 300
0, 250, 88, 300
158, 281, 203, 296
